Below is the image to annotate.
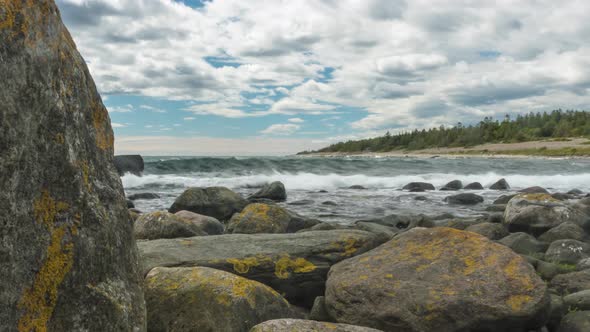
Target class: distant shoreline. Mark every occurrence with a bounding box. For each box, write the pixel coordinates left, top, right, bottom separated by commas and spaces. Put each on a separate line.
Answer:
300, 138, 590, 159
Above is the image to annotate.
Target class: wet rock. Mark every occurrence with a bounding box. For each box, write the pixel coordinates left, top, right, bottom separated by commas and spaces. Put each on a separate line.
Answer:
297, 223, 349, 232
486, 204, 507, 212
228, 203, 319, 234
487, 213, 505, 224
498, 232, 547, 255
557, 311, 590, 332
287, 199, 315, 206
325, 228, 549, 331
127, 199, 135, 208
353, 222, 397, 238
322, 201, 338, 206
494, 194, 517, 204
402, 182, 435, 192
0, 2, 145, 330
464, 182, 484, 190
129, 209, 140, 223
503, 194, 589, 236
519, 186, 550, 194
135, 211, 207, 240
548, 294, 566, 331
348, 185, 367, 190
550, 270, 590, 295
552, 193, 575, 201
413, 195, 428, 201
138, 230, 388, 307
145, 267, 297, 332
538, 222, 586, 243
169, 186, 247, 221
465, 222, 509, 240
440, 180, 463, 191
545, 240, 590, 265
250, 319, 382, 332
568, 189, 584, 196
490, 178, 510, 190
174, 210, 224, 235
444, 193, 484, 205
435, 218, 481, 230
114, 155, 144, 176
128, 192, 160, 200
564, 290, 590, 311
249, 181, 287, 202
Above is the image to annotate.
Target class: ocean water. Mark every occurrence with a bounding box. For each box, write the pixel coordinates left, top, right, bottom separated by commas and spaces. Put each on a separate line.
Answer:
122, 156, 590, 224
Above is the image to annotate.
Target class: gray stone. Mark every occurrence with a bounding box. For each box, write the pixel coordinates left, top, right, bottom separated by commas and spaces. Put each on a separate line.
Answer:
287, 199, 315, 206
444, 193, 484, 205
114, 155, 144, 176
557, 311, 590, 332
440, 180, 462, 191
503, 194, 589, 236
348, 185, 367, 190
577, 258, 590, 271
174, 210, 224, 235
169, 186, 247, 221
490, 178, 510, 190
545, 240, 590, 265
519, 186, 550, 194
548, 294, 566, 332
0, 2, 145, 330
325, 228, 549, 331
550, 270, 590, 295
138, 230, 388, 307
353, 222, 397, 238
568, 189, 584, 195
498, 232, 547, 255
564, 290, 590, 311
539, 222, 586, 243
402, 182, 435, 192
464, 182, 484, 190
356, 214, 434, 232
494, 194, 517, 204
309, 296, 333, 322
465, 222, 509, 240
135, 211, 207, 240
145, 267, 297, 332
128, 192, 160, 200
250, 319, 383, 332
486, 204, 507, 212
249, 181, 287, 202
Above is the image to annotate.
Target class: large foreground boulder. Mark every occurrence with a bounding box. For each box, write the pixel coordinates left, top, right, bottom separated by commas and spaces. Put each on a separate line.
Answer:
169, 186, 247, 221
249, 181, 287, 201
504, 193, 589, 235
134, 211, 207, 240
138, 230, 388, 307
228, 203, 318, 234
113, 155, 144, 176
250, 319, 383, 332
0, 2, 145, 330
145, 267, 296, 332
325, 227, 549, 331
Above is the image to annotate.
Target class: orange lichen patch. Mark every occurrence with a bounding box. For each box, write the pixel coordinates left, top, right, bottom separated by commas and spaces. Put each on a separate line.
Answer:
503, 257, 534, 292
227, 256, 266, 274
518, 193, 559, 202
74, 160, 91, 191
54, 133, 65, 144
506, 295, 533, 312
274, 254, 316, 279
91, 100, 114, 151
19, 190, 76, 332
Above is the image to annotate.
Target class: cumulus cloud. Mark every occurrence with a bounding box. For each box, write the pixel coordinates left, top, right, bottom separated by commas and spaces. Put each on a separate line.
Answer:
260, 123, 301, 135
288, 118, 305, 123
111, 122, 126, 128
57, 0, 590, 137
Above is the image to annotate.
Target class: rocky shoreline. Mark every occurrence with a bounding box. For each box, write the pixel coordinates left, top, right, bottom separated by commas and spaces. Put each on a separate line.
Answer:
127, 176, 590, 331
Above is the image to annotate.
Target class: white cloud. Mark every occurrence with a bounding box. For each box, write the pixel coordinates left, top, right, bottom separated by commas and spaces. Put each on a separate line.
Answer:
260, 123, 301, 135
107, 104, 134, 113
140, 105, 167, 113
111, 122, 126, 128
183, 117, 195, 121
288, 118, 305, 123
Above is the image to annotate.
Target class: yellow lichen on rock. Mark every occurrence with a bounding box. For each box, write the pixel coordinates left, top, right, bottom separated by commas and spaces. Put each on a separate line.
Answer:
506, 295, 533, 312
18, 190, 76, 332
518, 193, 559, 202
227, 256, 266, 274
274, 254, 316, 279
91, 100, 114, 151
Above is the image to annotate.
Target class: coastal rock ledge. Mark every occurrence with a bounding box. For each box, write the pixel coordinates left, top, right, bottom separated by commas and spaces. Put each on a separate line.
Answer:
0, 1, 145, 331
325, 227, 550, 332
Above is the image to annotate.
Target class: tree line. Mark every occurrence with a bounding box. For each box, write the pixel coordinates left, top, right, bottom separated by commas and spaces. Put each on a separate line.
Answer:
302, 110, 590, 153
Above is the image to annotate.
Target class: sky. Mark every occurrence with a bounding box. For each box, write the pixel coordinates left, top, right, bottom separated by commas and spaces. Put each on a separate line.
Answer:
55, 0, 590, 155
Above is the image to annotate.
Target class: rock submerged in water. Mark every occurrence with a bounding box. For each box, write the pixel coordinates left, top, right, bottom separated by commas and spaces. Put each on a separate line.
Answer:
250, 319, 383, 332
145, 266, 297, 332
113, 154, 144, 176
169, 186, 247, 221
402, 182, 435, 192
0, 1, 145, 330
325, 227, 549, 331
444, 193, 484, 205
490, 178, 510, 190
464, 182, 484, 190
249, 181, 287, 202
138, 230, 388, 307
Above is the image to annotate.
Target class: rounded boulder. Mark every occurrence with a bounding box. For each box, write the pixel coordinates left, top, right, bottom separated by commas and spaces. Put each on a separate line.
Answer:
325, 227, 549, 332
169, 186, 247, 221
249, 181, 287, 202
145, 267, 297, 332
134, 211, 207, 240
249, 319, 383, 332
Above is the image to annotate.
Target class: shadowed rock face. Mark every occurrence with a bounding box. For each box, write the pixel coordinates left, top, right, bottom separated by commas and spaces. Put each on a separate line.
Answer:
0, 1, 145, 331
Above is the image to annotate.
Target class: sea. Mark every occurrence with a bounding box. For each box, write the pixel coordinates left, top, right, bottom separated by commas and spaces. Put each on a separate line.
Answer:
122, 156, 590, 224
